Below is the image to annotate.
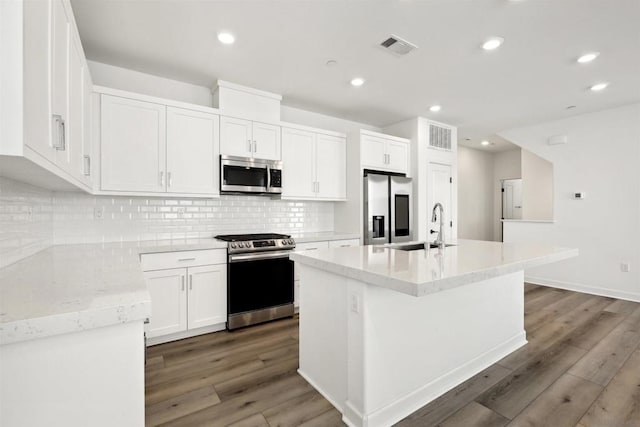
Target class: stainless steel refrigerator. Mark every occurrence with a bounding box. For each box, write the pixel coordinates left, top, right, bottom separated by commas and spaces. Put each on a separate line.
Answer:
363, 173, 413, 245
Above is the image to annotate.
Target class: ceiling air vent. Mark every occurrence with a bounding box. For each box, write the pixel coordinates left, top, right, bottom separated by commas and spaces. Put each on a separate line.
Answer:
380, 34, 418, 56
429, 124, 452, 151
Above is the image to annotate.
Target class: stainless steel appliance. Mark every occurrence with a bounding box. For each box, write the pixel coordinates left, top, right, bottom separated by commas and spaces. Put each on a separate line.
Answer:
215, 233, 295, 330
363, 172, 413, 245
220, 155, 283, 195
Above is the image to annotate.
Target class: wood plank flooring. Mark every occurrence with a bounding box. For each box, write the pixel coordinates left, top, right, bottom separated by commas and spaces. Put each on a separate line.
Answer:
146, 285, 640, 426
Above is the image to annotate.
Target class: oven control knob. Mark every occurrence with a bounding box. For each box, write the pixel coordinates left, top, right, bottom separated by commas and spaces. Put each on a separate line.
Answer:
230, 243, 237, 249
239, 242, 246, 248
246, 242, 252, 248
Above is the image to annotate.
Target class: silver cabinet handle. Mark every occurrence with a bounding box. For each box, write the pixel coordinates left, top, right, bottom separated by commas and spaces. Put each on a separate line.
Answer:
383, 153, 387, 164
247, 139, 252, 153
312, 181, 316, 193
340, 244, 350, 247
189, 275, 193, 290
83, 155, 91, 176
305, 247, 318, 251
387, 154, 391, 164
178, 257, 196, 262
167, 171, 172, 188
317, 181, 320, 193
159, 171, 165, 187
253, 140, 257, 153
181, 275, 185, 291
52, 115, 66, 150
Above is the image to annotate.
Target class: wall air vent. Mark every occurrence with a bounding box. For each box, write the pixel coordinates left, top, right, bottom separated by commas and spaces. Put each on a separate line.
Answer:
429, 124, 452, 151
379, 34, 418, 56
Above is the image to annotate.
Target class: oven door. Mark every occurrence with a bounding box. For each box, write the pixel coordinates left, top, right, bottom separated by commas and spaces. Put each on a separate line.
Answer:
227, 250, 294, 328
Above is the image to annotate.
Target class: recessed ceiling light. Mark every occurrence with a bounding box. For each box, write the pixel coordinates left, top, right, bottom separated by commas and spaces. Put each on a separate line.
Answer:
481, 140, 491, 146
590, 82, 609, 91
429, 105, 442, 112
350, 77, 365, 87
217, 32, 235, 45
577, 52, 599, 63
482, 37, 504, 51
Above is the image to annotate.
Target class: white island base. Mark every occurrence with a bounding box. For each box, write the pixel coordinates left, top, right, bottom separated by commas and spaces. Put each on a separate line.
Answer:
298, 265, 527, 427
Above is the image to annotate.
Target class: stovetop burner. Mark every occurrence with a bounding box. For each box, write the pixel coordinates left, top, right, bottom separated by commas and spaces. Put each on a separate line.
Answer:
215, 233, 291, 242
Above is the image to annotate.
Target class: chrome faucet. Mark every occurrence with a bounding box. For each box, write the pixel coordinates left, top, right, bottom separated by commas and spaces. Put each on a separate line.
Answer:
431, 203, 445, 249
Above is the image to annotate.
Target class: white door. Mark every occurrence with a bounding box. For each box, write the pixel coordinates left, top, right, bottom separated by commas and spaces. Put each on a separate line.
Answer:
281, 128, 316, 199
360, 135, 387, 169
428, 163, 453, 242
220, 116, 252, 158
144, 268, 188, 338
51, 0, 70, 166
65, 32, 85, 180
100, 95, 166, 192
166, 107, 219, 195
315, 134, 346, 200
252, 122, 281, 160
386, 140, 409, 174
502, 179, 523, 220
187, 264, 227, 330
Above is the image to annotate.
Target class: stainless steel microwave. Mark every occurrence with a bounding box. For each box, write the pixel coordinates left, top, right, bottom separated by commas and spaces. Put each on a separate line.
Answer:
220, 155, 283, 194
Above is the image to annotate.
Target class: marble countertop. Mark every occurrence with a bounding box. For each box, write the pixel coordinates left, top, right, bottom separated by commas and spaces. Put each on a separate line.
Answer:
0, 232, 359, 345
290, 239, 578, 297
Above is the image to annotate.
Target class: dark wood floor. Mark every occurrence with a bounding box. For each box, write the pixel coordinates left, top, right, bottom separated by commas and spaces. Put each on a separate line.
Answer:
146, 285, 640, 426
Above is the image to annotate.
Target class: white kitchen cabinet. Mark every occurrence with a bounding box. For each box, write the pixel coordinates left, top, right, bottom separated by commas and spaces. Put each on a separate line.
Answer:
220, 116, 281, 160
166, 107, 219, 194
361, 133, 409, 174
282, 127, 346, 201
100, 95, 166, 193
315, 133, 346, 200
51, 0, 70, 160
293, 240, 330, 308
187, 264, 227, 330
141, 250, 227, 344
281, 128, 316, 198
144, 268, 188, 338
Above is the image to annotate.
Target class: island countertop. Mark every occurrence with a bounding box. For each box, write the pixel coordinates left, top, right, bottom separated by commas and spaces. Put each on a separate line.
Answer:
290, 239, 577, 297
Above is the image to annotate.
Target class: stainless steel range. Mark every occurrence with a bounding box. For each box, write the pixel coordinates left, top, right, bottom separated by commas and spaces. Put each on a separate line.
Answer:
215, 233, 296, 330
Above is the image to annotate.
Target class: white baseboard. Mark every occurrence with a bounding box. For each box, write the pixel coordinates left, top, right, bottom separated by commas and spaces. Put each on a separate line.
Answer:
146, 322, 226, 346
343, 331, 527, 427
297, 369, 344, 414
526, 276, 640, 303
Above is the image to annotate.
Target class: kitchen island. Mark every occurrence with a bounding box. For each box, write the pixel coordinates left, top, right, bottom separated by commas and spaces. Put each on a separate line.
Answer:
290, 239, 577, 427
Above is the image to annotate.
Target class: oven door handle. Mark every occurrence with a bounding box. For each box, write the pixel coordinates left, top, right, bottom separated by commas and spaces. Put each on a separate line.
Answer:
229, 250, 292, 263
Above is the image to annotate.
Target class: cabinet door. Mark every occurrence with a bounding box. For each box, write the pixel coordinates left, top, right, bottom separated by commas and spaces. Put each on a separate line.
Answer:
144, 269, 188, 338
220, 116, 252, 158
166, 107, 219, 194
386, 140, 409, 174
315, 134, 346, 200
65, 31, 86, 180
360, 135, 386, 170
281, 128, 316, 199
187, 264, 227, 330
252, 122, 281, 160
100, 95, 166, 192
51, 0, 70, 163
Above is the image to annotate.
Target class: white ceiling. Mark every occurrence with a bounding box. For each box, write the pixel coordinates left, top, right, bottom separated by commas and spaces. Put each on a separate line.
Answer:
70, 0, 640, 143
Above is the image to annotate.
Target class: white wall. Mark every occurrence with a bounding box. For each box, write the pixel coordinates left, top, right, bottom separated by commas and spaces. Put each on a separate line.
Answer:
521, 149, 553, 220
0, 177, 53, 268
493, 149, 522, 241
457, 146, 494, 240
500, 103, 640, 302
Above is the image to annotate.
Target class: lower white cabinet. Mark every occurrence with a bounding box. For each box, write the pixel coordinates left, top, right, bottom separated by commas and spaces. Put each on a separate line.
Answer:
143, 257, 227, 342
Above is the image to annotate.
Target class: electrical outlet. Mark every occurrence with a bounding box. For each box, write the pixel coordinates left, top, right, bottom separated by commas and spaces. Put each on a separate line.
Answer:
620, 263, 631, 273
350, 294, 360, 314
93, 207, 104, 219
177, 207, 185, 218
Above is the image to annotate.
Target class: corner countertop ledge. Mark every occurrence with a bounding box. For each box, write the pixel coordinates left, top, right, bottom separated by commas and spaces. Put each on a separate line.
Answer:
0, 243, 153, 345
290, 239, 577, 297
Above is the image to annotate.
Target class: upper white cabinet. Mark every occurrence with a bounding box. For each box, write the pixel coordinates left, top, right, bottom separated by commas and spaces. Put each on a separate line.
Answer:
281, 126, 346, 201
97, 89, 220, 197
361, 132, 409, 174
100, 95, 166, 193
166, 107, 219, 194
1, 0, 93, 191
220, 117, 280, 160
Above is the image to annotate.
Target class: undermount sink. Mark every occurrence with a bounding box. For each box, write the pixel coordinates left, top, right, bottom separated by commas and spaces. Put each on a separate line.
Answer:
394, 242, 457, 251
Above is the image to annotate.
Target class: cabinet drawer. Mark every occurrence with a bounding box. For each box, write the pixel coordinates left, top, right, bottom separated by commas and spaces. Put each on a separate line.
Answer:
141, 249, 226, 271
328, 239, 360, 248
294, 241, 329, 252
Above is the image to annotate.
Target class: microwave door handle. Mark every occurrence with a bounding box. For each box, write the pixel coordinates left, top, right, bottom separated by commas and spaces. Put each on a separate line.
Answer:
266, 165, 271, 190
